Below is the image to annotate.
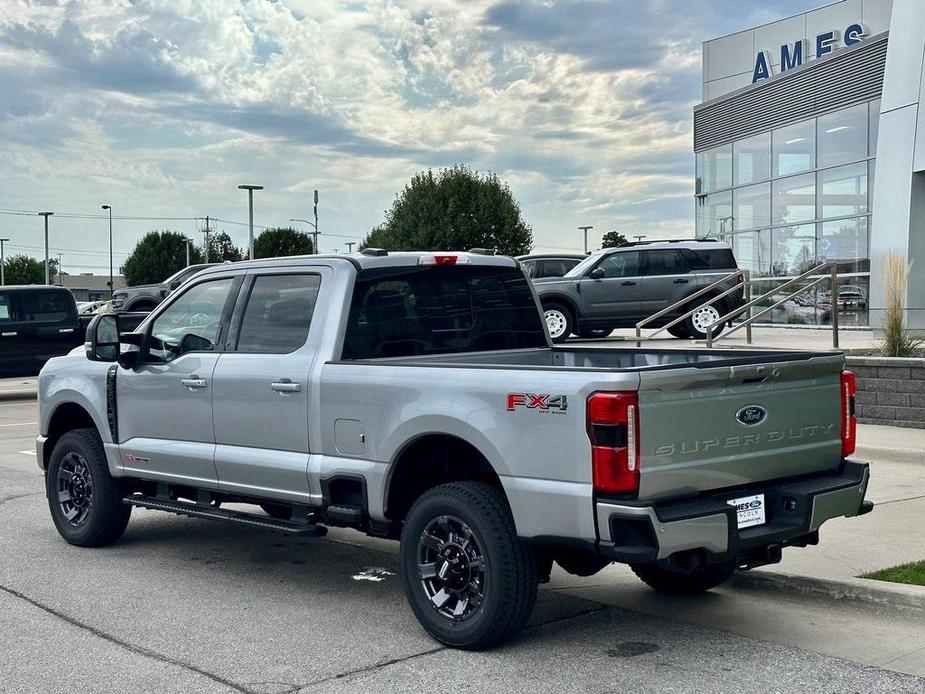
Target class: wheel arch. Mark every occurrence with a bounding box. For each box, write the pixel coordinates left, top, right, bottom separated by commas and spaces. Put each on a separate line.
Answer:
537, 292, 580, 319
383, 433, 507, 525
43, 402, 100, 470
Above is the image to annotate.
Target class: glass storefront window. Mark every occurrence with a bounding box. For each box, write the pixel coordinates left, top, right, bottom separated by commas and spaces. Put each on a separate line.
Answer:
695, 190, 732, 237
818, 162, 868, 219
734, 132, 771, 186
820, 217, 870, 274
772, 224, 817, 276
818, 103, 868, 168
772, 173, 815, 225
733, 182, 770, 230
696, 144, 732, 194
869, 99, 880, 156
730, 230, 771, 277
772, 119, 815, 176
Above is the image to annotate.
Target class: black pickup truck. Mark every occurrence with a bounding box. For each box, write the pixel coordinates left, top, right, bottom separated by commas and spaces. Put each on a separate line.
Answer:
0, 286, 145, 377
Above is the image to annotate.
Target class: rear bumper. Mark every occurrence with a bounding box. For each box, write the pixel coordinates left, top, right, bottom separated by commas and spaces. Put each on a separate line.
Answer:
596, 460, 871, 564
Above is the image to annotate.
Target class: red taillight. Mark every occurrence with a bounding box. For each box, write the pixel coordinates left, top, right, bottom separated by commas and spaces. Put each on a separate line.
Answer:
841, 370, 857, 456
587, 391, 640, 494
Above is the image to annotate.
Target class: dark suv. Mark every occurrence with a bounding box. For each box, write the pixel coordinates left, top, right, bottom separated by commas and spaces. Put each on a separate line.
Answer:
531, 240, 743, 342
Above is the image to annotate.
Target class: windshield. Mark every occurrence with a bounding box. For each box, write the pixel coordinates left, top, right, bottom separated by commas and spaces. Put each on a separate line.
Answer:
563, 251, 603, 278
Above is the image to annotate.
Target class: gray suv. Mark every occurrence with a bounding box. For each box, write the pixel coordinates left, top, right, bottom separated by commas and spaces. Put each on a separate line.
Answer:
111, 263, 218, 313
532, 240, 743, 341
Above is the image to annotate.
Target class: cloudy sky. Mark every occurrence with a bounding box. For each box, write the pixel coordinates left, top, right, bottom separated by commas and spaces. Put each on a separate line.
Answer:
0, 0, 828, 274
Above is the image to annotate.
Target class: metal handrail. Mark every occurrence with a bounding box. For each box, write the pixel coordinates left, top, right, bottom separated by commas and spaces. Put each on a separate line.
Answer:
706, 262, 839, 348
635, 269, 745, 340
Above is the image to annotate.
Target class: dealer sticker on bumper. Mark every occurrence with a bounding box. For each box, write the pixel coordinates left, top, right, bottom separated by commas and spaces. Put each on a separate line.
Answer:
727, 493, 766, 529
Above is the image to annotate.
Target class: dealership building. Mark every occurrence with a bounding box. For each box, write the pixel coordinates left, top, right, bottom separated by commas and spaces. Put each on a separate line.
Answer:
695, 0, 925, 329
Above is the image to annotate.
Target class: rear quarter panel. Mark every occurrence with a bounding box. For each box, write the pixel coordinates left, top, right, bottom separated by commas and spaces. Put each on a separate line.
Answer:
318, 362, 640, 540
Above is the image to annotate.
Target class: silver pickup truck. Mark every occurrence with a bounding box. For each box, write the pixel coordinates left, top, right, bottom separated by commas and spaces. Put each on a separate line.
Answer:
36, 250, 872, 649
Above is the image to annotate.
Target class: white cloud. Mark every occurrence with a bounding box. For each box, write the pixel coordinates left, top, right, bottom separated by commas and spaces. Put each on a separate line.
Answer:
0, 0, 828, 264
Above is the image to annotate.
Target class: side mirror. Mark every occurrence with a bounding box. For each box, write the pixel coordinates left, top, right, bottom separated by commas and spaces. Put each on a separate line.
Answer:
85, 314, 121, 362
589, 267, 606, 280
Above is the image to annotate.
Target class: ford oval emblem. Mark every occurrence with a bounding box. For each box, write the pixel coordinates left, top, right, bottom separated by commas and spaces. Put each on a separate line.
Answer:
736, 405, 767, 426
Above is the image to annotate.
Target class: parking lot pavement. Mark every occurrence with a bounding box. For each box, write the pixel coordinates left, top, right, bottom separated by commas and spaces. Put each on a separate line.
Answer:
2, 404, 924, 693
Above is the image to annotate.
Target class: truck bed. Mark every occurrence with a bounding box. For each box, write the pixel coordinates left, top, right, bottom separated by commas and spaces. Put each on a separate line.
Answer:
341, 345, 833, 371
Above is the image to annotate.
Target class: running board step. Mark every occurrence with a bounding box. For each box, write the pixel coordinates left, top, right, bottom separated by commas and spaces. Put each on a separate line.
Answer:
325, 504, 364, 527
123, 495, 328, 536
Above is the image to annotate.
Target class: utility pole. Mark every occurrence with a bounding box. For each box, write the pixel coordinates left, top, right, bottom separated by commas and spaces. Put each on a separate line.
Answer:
39, 212, 54, 284
202, 216, 212, 263
56, 254, 63, 285
313, 189, 319, 256
578, 225, 593, 254
345, 242, 355, 253
185, 238, 194, 267
633, 235, 646, 243
101, 205, 113, 297
238, 184, 263, 260
0, 238, 8, 286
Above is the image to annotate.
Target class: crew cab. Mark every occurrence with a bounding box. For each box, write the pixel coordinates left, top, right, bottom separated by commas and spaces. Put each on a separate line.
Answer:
36, 250, 872, 649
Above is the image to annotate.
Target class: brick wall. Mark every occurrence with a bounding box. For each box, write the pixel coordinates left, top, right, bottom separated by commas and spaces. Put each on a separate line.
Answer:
845, 356, 925, 429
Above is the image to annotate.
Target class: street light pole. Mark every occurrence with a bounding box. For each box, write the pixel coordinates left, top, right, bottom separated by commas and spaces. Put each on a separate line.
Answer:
56, 254, 63, 285
238, 184, 263, 260
101, 205, 113, 297
289, 218, 318, 254
185, 238, 193, 267
345, 242, 355, 253
578, 225, 593, 254
39, 212, 54, 284
0, 238, 8, 286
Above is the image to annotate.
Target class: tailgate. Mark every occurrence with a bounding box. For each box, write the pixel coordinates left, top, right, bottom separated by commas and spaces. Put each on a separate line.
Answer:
636, 354, 844, 501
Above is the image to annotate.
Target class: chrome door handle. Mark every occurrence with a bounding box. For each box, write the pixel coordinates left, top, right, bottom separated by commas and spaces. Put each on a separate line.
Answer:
181, 378, 208, 390
271, 381, 302, 393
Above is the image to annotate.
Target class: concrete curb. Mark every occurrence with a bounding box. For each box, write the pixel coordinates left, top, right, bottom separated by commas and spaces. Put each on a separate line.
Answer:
732, 570, 925, 613
0, 390, 36, 402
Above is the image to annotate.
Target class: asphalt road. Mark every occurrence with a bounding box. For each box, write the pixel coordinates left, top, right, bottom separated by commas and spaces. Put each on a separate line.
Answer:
1, 399, 923, 694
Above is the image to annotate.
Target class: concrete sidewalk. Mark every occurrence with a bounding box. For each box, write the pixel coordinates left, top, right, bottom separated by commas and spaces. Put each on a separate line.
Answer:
748, 423, 925, 604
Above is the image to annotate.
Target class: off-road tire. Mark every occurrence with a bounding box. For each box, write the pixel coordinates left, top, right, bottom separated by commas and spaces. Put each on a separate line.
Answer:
400, 482, 538, 650
543, 303, 574, 343
631, 559, 737, 595
46, 428, 131, 547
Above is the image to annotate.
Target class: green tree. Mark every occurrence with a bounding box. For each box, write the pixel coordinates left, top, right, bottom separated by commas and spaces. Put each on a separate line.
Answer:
122, 231, 202, 286
203, 231, 244, 262
601, 230, 629, 248
2, 254, 58, 285
253, 227, 313, 259
361, 165, 533, 256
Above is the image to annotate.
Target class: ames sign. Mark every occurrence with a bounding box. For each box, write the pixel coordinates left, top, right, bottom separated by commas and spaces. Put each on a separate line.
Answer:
752, 23, 867, 83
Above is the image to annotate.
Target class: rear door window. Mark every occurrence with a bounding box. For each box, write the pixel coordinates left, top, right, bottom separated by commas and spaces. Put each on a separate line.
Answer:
342, 265, 547, 359
236, 274, 321, 353
642, 250, 688, 276
17, 291, 71, 323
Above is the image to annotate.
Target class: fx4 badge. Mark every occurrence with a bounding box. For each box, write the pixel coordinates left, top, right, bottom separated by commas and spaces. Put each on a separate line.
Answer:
506, 393, 568, 413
